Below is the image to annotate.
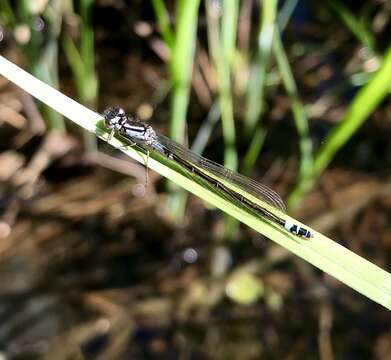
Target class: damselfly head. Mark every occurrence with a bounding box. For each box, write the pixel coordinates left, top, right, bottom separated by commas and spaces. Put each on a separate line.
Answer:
103, 106, 126, 130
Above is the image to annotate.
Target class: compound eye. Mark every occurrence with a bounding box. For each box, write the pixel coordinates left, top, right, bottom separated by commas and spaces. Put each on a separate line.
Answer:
103, 107, 122, 128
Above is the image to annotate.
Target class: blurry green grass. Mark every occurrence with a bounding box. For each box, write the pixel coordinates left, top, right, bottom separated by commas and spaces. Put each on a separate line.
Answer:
63, 0, 98, 151
2, 0, 66, 131
152, 0, 201, 222
242, 0, 277, 175
288, 44, 391, 208
0, 0, 98, 136
152, 0, 391, 216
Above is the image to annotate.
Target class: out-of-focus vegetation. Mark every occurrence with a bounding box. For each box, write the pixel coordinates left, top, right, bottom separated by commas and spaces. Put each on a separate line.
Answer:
0, 0, 391, 358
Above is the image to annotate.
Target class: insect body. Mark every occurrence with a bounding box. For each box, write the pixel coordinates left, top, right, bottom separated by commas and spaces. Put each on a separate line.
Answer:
104, 107, 313, 239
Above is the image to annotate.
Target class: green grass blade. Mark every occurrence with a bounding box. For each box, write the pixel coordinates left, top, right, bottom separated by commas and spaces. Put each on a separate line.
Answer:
242, 127, 266, 175
277, 0, 299, 31
221, 0, 239, 67
191, 101, 220, 154
62, 0, 98, 151
205, 0, 237, 170
167, 0, 201, 221
241, 0, 300, 176
329, 0, 375, 52
16, 0, 65, 131
169, 0, 201, 142
288, 44, 391, 208
63, 36, 85, 92
2, 55, 391, 310
151, 0, 175, 49
244, 0, 277, 137
205, 0, 239, 237
273, 30, 313, 196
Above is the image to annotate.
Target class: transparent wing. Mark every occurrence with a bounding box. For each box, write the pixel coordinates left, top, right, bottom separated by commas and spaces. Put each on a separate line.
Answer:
155, 134, 287, 212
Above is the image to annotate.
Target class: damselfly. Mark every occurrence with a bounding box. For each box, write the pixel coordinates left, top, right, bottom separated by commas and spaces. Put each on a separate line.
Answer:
103, 106, 313, 239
